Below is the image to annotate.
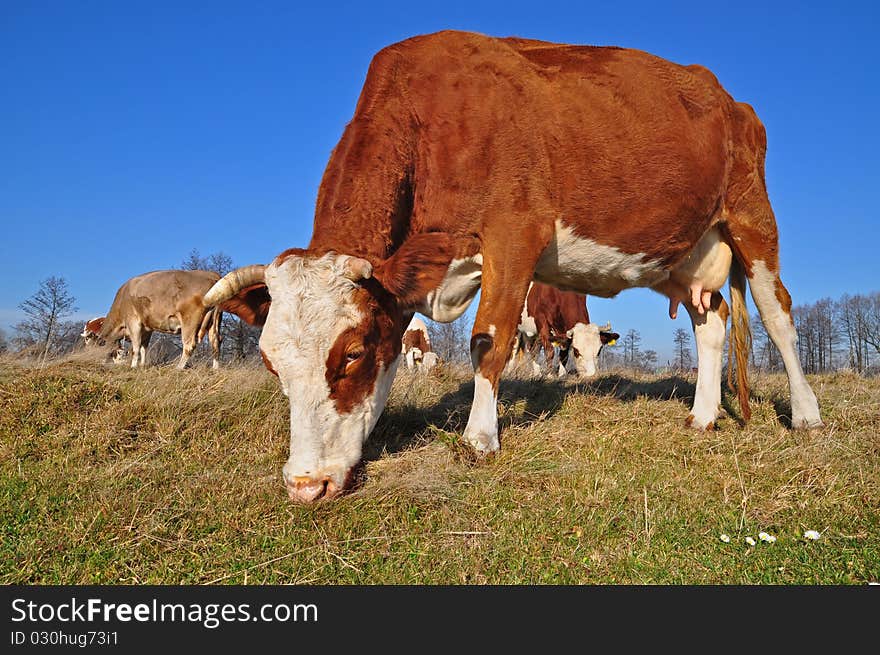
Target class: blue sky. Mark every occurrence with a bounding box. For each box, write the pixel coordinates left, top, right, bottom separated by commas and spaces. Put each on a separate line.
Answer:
2, 1, 877, 363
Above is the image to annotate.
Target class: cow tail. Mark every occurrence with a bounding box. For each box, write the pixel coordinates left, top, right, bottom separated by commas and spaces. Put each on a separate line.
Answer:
727, 255, 752, 422
209, 307, 222, 350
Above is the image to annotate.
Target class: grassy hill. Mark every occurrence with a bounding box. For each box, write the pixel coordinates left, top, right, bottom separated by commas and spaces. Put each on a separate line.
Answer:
1, 357, 877, 584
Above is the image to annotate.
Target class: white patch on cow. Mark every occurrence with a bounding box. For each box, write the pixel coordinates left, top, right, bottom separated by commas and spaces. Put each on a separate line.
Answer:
260, 252, 398, 489
488, 324, 496, 338
518, 283, 537, 336
462, 372, 499, 453
685, 304, 725, 428
670, 227, 732, 294
421, 254, 483, 322
405, 316, 431, 343
535, 220, 667, 297
568, 322, 602, 377
749, 261, 822, 428
422, 351, 439, 370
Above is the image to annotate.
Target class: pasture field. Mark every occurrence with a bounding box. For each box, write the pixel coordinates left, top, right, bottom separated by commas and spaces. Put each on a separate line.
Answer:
1, 357, 878, 584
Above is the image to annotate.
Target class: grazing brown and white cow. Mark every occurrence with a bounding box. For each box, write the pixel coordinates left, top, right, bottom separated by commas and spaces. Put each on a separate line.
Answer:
81, 317, 127, 362
512, 282, 619, 377
204, 31, 822, 502
83, 269, 228, 369
401, 316, 437, 370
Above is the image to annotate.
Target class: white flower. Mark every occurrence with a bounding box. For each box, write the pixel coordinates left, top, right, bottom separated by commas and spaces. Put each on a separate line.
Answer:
804, 530, 821, 541
759, 532, 776, 543
745, 536, 756, 546
720, 534, 730, 543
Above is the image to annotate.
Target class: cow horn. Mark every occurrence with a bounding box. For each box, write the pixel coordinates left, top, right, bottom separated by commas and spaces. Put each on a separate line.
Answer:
600, 322, 612, 331
341, 256, 373, 281
203, 264, 266, 306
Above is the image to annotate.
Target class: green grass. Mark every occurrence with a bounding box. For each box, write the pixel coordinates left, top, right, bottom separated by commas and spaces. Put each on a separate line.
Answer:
1, 357, 878, 584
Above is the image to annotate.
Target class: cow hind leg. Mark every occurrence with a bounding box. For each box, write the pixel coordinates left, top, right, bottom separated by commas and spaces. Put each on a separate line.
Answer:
723, 171, 822, 426
208, 310, 222, 370
684, 293, 728, 430
747, 261, 822, 427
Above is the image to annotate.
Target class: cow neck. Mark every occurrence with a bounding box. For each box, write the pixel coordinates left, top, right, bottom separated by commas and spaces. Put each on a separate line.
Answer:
308, 94, 417, 264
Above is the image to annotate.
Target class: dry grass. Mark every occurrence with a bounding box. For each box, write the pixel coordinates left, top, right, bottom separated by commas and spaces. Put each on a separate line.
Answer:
1, 355, 878, 584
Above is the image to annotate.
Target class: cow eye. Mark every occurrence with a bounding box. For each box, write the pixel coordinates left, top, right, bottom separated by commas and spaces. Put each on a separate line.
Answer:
345, 350, 364, 364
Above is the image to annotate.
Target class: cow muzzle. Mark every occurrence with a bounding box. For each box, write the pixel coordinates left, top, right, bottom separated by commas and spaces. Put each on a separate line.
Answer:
284, 467, 357, 503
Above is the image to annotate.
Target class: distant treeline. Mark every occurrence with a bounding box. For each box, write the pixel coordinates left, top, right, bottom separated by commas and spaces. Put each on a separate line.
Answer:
5, 262, 878, 377
753, 292, 880, 375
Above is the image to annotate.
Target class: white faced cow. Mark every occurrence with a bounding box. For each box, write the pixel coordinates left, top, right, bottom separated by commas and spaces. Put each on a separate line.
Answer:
511, 282, 619, 377
204, 31, 822, 502
83, 269, 227, 369
401, 316, 438, 370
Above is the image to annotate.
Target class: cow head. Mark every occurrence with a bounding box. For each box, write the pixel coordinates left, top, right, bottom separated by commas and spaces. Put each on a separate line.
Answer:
204, 235, 454, 503
566, 322, 619, 377
81, 317, 105, 346
82, 317, 127, 363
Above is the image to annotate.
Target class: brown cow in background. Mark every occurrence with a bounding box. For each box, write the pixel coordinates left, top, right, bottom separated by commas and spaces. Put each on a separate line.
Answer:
401, 315, 438, 370
83, 269, 227, 369
512, 282, 619, 377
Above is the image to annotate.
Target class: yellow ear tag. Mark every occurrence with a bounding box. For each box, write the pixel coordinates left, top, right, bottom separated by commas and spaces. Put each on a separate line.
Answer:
607, 339, 617, 346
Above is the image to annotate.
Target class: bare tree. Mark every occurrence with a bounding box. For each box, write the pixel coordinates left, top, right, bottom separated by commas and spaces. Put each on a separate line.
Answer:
181, 248, 234, 276
0, 327, 8, 353
751, 312, 782, 371
672, 327, 693, 372
639, 349, 658, 372
426, 316, 471, 364
620, 329, 642, 367
863, 291, 880, 358
14, 276, 78, 359
179, 249, 261, 363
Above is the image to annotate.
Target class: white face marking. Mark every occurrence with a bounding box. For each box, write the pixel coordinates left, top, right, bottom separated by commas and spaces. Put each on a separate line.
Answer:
568, 322, 602, 377
749, 260, 821, 427
535, 220, 667, 297
420, 254, 483, 322
260, 252, 400, 489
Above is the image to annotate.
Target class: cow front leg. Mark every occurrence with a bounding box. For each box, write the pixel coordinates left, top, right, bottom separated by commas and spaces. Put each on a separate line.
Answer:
684, 292, 727, 430
462, 272, 533, 455
177, 335, 196, 370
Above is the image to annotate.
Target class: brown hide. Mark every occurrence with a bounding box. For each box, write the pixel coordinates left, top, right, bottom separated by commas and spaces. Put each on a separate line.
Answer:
304, 30, 759, 273
402, 328, 431, 355
526, 283, 590, 344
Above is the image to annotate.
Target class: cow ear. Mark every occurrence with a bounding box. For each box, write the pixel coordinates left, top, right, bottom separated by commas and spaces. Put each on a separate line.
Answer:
566, 328, 574, 339
219, 284, 272, 327
600, 331, 620, 345
372, 233, 454, 307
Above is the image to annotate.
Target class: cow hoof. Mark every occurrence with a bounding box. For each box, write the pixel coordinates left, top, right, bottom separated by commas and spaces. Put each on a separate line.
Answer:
685, 413, 716, 431
792, 416, 824, 430
463, 430, 500, 456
